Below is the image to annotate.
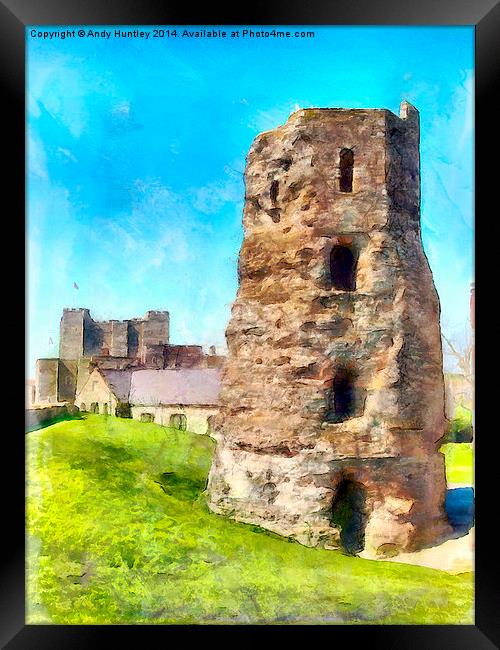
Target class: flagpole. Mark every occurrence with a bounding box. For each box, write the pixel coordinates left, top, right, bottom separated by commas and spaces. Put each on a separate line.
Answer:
73, 281, 79, 309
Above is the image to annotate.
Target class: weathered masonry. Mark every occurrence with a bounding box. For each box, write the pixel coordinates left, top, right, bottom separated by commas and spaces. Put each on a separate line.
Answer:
207, 101, 451, 557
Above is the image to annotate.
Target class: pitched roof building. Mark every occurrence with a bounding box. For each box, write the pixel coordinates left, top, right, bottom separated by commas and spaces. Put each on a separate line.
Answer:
75, 367, 222, 435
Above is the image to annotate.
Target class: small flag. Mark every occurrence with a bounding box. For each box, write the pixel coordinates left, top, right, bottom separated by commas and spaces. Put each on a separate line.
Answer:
73, 281, 79, 290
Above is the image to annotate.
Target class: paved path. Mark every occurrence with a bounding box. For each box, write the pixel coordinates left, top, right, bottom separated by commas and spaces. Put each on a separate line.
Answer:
363, 528, 474, 574
360, 485, 475, 574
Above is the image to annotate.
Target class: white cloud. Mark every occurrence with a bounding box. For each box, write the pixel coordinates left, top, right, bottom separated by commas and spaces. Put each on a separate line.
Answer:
28, 130, 48, 180
191, 175, 243, 215
112, 101, 131, 117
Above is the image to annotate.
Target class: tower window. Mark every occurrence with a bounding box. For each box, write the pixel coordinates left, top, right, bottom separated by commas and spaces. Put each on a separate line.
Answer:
339, 148, 354, 193
333, 367, 356, 420
326, 366, 359, 423
330, 245, 357, 291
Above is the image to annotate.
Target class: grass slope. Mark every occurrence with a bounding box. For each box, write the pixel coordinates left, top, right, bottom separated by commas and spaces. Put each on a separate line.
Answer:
26, 415, 473, 624
440, 443, 474, 485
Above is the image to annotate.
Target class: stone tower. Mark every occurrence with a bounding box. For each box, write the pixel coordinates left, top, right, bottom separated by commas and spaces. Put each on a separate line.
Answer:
207, 101, 451, 557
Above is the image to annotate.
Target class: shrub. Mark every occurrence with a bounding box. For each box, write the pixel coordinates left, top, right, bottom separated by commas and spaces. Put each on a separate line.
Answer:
444, 405, 473, 443
115, 402, 132, 419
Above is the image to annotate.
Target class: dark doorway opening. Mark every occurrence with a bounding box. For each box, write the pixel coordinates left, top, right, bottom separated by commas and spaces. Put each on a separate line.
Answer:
339, 148, 354, 192
170, 413, 187, 431
330, 245, 356, 291
331, 479, 367, 555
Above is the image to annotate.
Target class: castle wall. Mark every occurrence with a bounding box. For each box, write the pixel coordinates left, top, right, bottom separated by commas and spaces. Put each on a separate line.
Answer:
111, 321, 129, 357
59, 309, 85, 359
60, 308, 170, 362
207, 102, 451, 555
35, 359, 59, 404
138, 311, 170, 360
57, 359, 78, 402
163, 345, 205, 368
97, 321, 113, 354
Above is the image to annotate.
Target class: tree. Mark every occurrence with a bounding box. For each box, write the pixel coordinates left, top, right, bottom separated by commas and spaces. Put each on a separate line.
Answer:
441, 327, 473, 387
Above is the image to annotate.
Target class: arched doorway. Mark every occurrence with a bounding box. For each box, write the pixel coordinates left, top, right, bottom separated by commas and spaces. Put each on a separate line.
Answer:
169, 413, 187, 431
80, 403, 86, 413
331, 479, 367, 555
103, 403, 109, 416
330, 245, 357, 291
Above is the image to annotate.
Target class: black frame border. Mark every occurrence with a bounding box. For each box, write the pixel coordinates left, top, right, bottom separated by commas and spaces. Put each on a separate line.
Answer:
3, 0, 499, 646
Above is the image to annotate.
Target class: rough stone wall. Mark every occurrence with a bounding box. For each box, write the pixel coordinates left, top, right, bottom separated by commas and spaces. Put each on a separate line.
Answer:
26, 405, 72, 431
60, 309, 170, 361
142, 345, 166, 369
35, 359, 59, 404
111, 321, 129, 357
163, 345, 205, 368
138, 311, 170, 360
83, 310, 104, 356
59, 309, 86, 359
57, 359, 78, 402
207, 102, 451, 555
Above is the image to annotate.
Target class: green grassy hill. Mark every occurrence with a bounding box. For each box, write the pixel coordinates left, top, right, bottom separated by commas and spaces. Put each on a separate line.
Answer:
440, 442, 474, 484
26, 415, 473, 624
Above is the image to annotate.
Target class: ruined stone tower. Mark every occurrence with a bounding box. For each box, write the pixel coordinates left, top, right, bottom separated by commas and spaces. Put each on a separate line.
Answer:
207, 101, 451, 556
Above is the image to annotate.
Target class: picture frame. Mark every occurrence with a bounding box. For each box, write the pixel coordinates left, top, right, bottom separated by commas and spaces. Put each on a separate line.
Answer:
2, 0, 497, 645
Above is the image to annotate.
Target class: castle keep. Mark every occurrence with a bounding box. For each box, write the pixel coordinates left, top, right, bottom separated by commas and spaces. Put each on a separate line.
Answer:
35, 308, 223, 405
207, 101, 451, 556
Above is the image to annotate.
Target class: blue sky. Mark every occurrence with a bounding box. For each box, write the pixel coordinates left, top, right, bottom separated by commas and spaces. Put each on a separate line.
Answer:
27, 26, 474, 377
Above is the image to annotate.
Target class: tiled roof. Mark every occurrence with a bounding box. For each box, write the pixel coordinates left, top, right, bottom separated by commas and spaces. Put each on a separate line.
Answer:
128, 368, 222, 406
100, 370, 133, 402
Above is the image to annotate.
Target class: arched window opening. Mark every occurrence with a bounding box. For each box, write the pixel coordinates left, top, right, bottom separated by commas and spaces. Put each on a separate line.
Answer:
331, 479, 367, 555
333, 367, 356, 420
103, 403, 109, 416
339, 148, 354, 192
270, 179, 279, 203
330, 245, 357, 291
207, 415, 215, 435
169, 413, 187, 431
80, 403, 86, 413
94, 403, 99, 415
326, 366, 359, 423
